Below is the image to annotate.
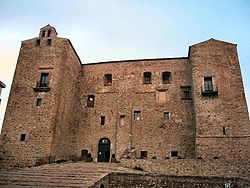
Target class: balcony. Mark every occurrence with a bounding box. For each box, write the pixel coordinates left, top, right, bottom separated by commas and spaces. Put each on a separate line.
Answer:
201, 84, 218, 96
33, 81, 51, 92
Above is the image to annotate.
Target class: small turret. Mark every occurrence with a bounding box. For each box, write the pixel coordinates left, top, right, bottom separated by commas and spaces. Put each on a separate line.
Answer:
39, 24, 58, 38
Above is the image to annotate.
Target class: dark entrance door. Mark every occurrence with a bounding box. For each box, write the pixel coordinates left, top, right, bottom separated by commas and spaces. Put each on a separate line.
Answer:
98, 138, 110, 162
81, 149, 88, 161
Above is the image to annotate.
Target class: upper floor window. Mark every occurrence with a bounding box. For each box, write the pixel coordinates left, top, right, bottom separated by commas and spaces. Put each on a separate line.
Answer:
35, 39, 41, 47
163, 112, 169, 120
162, 71, 171, 84
134, 110, 141, 120
180, 86, 192, 100
36, 98, 42, 107
20, 133, 27, 141
47, 39, 52, 46
201, 76, 218, 96
204, 77, 213, 91
39, 73, 49, 87
47, 30, 51, 37
100, 116, 105, 125
42, 30, 46, 37
143, 72, 152, 84
104, 74, 112, 85
87, 95, 95, 107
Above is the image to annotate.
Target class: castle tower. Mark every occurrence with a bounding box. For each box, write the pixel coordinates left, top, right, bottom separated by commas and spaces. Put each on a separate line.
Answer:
189, 39, 250, 161
1, 25, 81, 167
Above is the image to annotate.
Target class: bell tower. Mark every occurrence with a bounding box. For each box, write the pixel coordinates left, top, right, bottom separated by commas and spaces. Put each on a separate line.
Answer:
39, 24, 58, 38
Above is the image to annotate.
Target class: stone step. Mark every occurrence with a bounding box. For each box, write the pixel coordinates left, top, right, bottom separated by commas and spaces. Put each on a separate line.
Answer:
0, 162, 133, 187
0, 180, 92, 187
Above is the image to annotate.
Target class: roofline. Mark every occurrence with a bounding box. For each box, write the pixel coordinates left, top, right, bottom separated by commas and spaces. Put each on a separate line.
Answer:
0, 81, 6, 88
190, 38, 237, 47
67, 39, 82, 65
81, 57, 188, 66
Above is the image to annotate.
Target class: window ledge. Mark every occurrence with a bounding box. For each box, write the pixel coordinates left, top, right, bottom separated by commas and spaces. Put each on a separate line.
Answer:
181, 98, 192, 100
33, 87, 51, 92
201, 90, 218, 96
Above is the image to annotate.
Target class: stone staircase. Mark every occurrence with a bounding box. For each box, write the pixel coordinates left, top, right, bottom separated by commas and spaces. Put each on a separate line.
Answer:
0, 162, 136, 187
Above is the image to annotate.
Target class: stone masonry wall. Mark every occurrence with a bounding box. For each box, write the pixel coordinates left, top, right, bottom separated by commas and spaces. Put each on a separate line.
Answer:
189, 39, 250, 161
0, 27, 81, 167
77, 58, 196, 161
107, 173, 249, 188
50, 39, 81, 161
1, 26, 249, 170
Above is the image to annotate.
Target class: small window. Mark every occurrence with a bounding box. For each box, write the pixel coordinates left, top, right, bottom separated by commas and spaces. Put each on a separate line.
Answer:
104, 74, 112, 85
47, 30, 51, 37
223, 127, 226, 135
36, 98, 42, 107
87, 95, 95, 107
162, 71, 171, 84
35, 39, 41, 47
140, 151, 147, 159
100, 116, 105, 125
163, 112, 169, 120
120, 115, 125, 126
39, 73, 49, 87
204, 77, 213, 91
20, 134, 26, 141
47, 39, 52, 45
134, 110, 141, 120
143, 72, 152, 84
42, 30, 46, 37
180, 86, 192, 100
171, 151, 178, 157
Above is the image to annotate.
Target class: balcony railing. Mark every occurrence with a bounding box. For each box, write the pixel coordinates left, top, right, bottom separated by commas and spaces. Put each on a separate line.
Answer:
33, 81, 51, 92
201, 84, 218, 96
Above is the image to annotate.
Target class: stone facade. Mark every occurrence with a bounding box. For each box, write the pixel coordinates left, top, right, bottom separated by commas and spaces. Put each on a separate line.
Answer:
0, 25, 249, 168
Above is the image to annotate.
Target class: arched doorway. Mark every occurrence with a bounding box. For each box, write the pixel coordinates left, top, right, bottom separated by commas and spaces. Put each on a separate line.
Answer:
98, 138, 110, 162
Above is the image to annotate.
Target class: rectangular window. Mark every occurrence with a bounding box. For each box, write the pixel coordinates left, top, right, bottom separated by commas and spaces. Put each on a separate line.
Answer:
47, 39, 52, 45
36, 98, 42, 107
223, 127, 226, 135
143, 72, 152, 84
171, 151, 178, 157
101, 116, 105, 125
204, 77, 213, 91
104, 74, 112, 85
163, 112, 169, 120
120, 115, 125, 126
134, 110, 141, 120
20, 134, 26, 141
140, 151, 147, 159
36, 39, 41, 47
162, 72, 171, 84
180, 86, 192, 100
87, 95, 95, 107
39, 73, 49, 87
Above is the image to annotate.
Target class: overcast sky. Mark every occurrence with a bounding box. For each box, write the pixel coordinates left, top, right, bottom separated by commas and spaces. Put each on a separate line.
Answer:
0, 0, 250, 131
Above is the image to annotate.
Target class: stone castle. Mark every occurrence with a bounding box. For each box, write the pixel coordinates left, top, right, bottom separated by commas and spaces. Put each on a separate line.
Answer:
0, 25, 249, 168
